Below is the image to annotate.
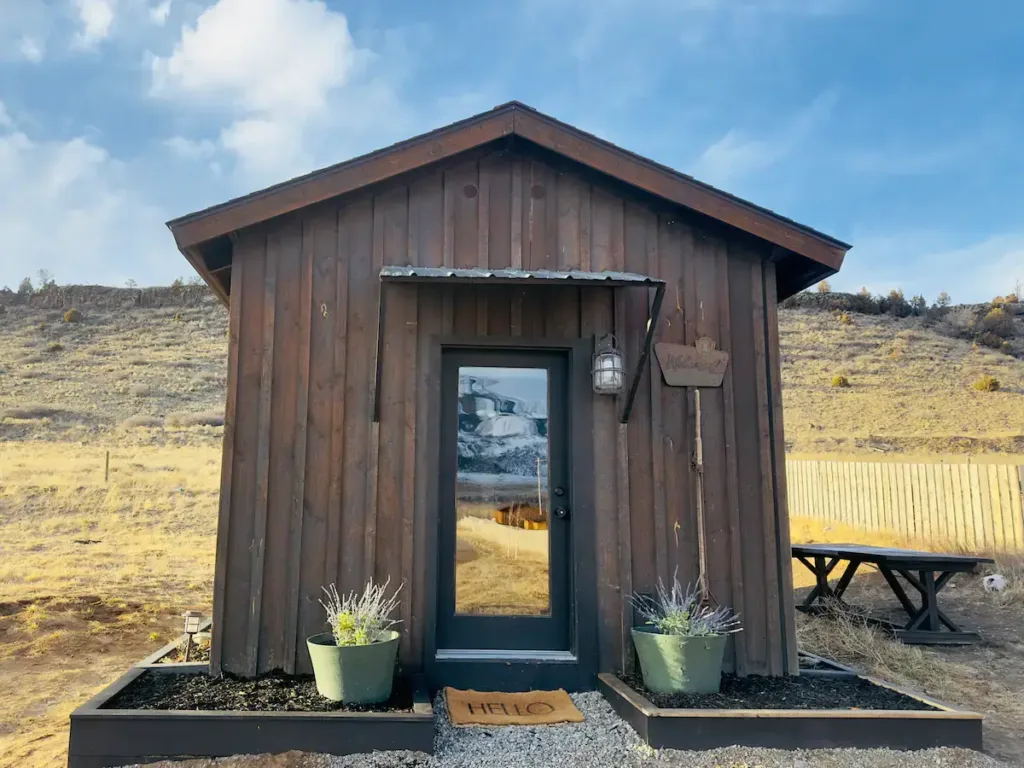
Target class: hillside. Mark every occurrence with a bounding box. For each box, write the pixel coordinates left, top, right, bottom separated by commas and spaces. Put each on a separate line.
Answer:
0, 286, 1021, 456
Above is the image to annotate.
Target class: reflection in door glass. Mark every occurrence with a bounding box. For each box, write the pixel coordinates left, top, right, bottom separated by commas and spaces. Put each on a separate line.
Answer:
454, 366, 550, 616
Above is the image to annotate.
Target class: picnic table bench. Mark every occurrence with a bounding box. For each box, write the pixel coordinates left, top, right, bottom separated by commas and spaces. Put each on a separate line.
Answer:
792, 543, 994, 645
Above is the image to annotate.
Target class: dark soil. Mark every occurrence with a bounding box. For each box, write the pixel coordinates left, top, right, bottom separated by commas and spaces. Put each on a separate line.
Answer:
622, 673, 937, 711
106, 671, 414, 712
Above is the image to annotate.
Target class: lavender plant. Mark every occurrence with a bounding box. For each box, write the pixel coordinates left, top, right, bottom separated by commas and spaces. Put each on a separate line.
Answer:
320, 578, 403, 647
630, 574, 741, 637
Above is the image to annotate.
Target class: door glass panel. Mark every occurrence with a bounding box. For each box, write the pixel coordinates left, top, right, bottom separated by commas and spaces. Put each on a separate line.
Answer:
454, 366, 550, 616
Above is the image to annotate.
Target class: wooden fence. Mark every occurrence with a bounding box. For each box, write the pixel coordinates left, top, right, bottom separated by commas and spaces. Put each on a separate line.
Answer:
787, 457, 1024, 552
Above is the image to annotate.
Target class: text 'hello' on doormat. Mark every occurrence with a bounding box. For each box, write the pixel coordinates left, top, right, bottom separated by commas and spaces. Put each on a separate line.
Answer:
445, 688, 584, 726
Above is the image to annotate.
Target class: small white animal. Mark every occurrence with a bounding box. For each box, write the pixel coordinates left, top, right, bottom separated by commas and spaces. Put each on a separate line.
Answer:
983, 574, 1007, 592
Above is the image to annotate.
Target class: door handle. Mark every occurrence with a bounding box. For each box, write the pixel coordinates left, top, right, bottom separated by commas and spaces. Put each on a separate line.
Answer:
553, 506, 569, 520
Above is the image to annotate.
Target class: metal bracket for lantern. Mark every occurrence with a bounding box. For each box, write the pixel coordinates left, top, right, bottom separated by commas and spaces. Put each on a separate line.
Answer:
373, 266, 665, 424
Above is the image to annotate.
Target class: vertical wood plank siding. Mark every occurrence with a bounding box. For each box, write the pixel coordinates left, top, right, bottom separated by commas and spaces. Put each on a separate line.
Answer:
216, 149, 795, 676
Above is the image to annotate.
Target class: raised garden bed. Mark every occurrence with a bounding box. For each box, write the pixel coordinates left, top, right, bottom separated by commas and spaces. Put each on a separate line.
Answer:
598, 672, 983, 751
68, 665, 434, 768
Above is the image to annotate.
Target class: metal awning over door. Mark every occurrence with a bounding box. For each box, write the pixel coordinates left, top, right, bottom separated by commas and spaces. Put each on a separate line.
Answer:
373, 266, 666, 424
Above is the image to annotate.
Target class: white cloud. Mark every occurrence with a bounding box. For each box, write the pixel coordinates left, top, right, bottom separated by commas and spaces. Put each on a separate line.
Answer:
72, 0, 117, 49
150, 0, 172, 25
150, 0, 366, 181
692, 90, 838, 186
19, 35, 45, 63
0, 118, 172, 288
0, 102, 11, 129
164, 135, 216, 160
834, 232, 1024, 304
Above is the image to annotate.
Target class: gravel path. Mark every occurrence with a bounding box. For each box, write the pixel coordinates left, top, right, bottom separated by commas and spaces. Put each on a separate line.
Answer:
135, 691, 1009, 768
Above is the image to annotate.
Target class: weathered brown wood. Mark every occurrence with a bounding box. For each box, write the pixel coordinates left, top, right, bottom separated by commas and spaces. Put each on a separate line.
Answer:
340, 199, 374, 595
209, 237, 244, 676
751, 256, 783, 675
581, 286, 619, 672
324, 204, 349, 600
657, 219, 690, 589
246, 229, 276, 677
692, 234, 732, 620
399, 284, 419, 663
283, 219, 313, 673
728, 245, 768, 674
616, 421, 634, 675
765, 259, 796, 673
300, 208, 340, 671
719, 239, 747, 676
260, 221, 302, 673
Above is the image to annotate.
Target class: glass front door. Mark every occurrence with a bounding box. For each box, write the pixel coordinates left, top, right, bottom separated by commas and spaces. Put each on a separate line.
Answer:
437, 349, 571, 652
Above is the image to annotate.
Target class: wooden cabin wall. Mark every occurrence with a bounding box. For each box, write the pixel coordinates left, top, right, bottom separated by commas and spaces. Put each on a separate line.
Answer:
211, 148, 797, 678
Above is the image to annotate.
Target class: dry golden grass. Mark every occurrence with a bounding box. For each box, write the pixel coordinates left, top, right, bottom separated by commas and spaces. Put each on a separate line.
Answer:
779, 309, 1024, 455
455, 518, 550, 615
0, 441, 219, 767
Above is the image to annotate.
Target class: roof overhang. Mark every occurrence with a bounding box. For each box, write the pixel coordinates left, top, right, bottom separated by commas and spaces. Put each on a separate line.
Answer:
168, 102, 851, 304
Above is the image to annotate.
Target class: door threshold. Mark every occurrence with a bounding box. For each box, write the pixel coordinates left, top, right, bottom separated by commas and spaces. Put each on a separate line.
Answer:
435, 649, 577, 662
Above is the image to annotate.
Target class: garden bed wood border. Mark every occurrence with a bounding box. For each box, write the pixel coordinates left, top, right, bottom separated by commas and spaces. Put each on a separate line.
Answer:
67, 665, 434, 768
597, 673, 983, 751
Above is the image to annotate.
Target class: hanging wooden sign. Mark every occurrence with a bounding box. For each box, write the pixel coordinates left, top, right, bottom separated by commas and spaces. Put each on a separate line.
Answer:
655, 337, 730, 387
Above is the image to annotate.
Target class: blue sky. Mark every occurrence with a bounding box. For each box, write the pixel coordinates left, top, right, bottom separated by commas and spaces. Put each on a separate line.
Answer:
0, 0, 1021, 302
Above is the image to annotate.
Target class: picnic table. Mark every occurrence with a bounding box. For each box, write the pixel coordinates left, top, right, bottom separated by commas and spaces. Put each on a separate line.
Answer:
792, 543, 994, 645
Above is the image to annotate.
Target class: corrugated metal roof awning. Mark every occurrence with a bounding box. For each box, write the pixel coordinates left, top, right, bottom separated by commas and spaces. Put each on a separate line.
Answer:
373, 265, 665, 426
379, 265, 665, 287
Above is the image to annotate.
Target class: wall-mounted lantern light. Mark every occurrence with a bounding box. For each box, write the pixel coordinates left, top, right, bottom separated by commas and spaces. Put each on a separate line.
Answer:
182, 610, 203, 662
592, 333, 625, 395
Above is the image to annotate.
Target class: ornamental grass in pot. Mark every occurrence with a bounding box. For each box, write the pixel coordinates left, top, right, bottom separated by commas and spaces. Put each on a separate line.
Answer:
630, 575, 741, 695
307, 578, 403, 704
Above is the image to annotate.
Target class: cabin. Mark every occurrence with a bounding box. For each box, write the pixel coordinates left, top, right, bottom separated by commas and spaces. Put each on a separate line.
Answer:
167, 102, 850, 691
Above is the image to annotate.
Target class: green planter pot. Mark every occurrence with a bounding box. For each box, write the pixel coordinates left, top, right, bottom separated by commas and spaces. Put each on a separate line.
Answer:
631, 626, 727, 694
306, 630, 400, 704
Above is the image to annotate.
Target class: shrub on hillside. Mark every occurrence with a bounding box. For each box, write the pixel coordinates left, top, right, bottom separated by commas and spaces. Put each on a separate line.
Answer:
817, 280, 832, 293
936, 291, 951, 308
972, 375, 999, 392
1000, 341, 1014, 354
976, 331, 1005, 350
63, 308, 83, 323
46, 342, 63, 353
838, 312, 852, 325
982, 307, 1014, 337
166, 410, 225, 428
0, 304, 6, 316
120, 415, 164, 429
0, 404, 62, 420
937, 306, 977, 339
17, 277, 32, 295
1006, 293, 1019, 304
831, 374, 850, 388
781, 290, 881, 315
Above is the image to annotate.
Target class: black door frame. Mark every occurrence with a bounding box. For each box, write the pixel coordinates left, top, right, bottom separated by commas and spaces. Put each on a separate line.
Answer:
437, 348, 571, 651
424, 336, 597, 692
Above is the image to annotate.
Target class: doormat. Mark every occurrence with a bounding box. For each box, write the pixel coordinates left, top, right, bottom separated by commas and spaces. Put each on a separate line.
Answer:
445, 688, 584, 726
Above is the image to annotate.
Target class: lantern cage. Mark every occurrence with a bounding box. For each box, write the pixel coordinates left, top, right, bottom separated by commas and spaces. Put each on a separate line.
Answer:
592, 334, 625, 395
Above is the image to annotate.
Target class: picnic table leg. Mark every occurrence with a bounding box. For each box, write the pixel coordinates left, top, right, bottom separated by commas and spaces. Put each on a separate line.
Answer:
831, 559, 861, 601
899, 570, 962, 632
796, 555, 840, 610
923, 571, 940, 631
878, 565, 919, 619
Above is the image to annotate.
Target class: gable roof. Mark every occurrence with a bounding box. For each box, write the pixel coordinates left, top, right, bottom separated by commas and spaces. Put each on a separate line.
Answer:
167, 101, 851, 304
